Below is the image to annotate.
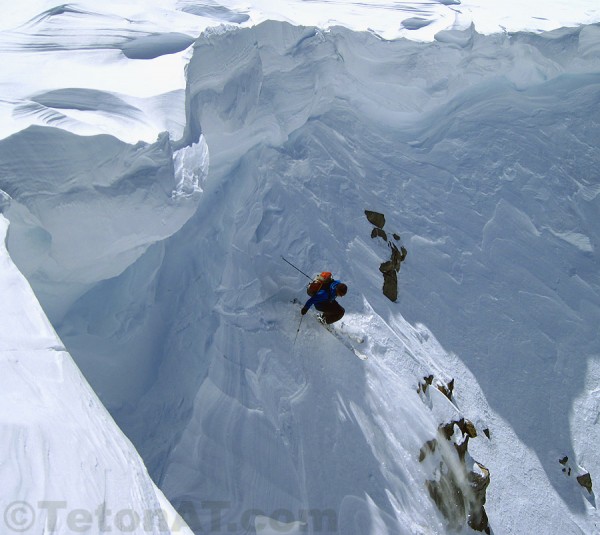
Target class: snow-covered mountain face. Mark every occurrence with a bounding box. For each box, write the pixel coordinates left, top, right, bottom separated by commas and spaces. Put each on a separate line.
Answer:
1, 2, 600, 535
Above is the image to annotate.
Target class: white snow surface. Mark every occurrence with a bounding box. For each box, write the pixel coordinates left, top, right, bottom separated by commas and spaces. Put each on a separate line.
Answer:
1, 2, 600, 535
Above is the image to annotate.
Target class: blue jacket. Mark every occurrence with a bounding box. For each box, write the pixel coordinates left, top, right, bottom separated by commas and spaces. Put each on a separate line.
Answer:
304, 280, 342, 310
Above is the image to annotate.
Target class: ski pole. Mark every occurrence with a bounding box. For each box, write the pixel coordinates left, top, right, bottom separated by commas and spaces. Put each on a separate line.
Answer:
293, 314, 304, 345
281, 255, 311, 280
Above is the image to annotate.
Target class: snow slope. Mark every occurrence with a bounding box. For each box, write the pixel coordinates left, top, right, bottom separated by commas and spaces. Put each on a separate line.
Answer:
1, 2, 600, 535
0, 215, 193, 534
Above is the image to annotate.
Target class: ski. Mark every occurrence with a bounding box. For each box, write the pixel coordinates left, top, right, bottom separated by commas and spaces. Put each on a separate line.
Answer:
291, 299, 368, 360
320, 319, 368, 360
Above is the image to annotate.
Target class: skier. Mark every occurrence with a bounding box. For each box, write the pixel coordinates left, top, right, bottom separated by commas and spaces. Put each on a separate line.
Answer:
301, 279, 348, 324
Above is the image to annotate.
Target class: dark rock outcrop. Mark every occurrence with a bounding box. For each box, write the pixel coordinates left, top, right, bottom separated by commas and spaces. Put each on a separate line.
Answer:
559, 455, 593, 493
421, 422, 491, 533
365, 210, 385, 228
417, 374, 435, 394
418, 376, 491, 534
577, 473, 593, 494
371, 227, 388, 241
437, 378, 455, 401
381, 270, 398, 302
365, 210, 408, 302
379, 243, 407, 301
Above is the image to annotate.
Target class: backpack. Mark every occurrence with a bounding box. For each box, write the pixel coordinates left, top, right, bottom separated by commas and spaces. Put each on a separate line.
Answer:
307, 272, 333, 296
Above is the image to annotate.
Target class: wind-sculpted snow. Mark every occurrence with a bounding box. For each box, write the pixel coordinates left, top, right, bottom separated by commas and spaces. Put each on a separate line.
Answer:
177, 1, 250, 24
0, 126, 205, 323
0, 2, 203, 143
0, 215, 193, 535
36, 20, 600, 534
3, 0, 597, 145
121, 33, 196, 60
2, 4, 195, 55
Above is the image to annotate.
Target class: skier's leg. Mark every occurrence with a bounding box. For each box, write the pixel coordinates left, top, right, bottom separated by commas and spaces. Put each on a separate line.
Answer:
314, 302, 345, 324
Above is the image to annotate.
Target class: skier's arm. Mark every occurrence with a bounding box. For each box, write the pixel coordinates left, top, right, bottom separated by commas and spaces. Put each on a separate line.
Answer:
301, 295, 317, 314
301, 291, 326, 314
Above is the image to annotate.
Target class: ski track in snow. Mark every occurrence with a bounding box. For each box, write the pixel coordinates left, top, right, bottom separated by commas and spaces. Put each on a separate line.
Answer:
1, 2, 600, 535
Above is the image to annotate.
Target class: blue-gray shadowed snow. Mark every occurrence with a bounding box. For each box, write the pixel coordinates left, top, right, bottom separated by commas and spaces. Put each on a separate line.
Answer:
4, 19, 600, 535
401, 17, 433, 30
0, 215, 193, 535
27, 88, 142, 115
0, 125, 203, 322
5, 6, 194, 58
80, 21, 600, 532
178, 1, 250, 24
13, 86, 187, 144
119, 33, 195, 59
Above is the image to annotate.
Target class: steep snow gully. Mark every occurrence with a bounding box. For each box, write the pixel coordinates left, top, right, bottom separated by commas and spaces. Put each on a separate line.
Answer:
2, 20, 600, 534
